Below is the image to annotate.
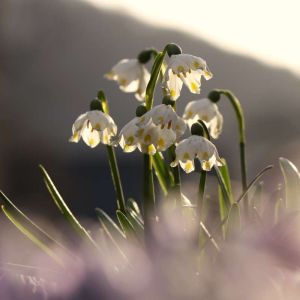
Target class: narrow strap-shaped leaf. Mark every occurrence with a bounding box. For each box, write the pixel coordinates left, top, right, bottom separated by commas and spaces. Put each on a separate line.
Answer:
39, 165, 98, 249
125, 209, 144, 242
218, 159, 234, 203
279, 157, 300, 210
152, 152, 174, 195
0, 191, 71, 255
95, 208, 125, 240
199, 222, 220, 252
116, 210, 137, 241
237, 165, 273, 203
126, 198, 143, 221
145, 51, 166, 110
225, 203, 241, 239
214, 166, 231, 210
1, 205, 63, 266
95, 208, 127, 259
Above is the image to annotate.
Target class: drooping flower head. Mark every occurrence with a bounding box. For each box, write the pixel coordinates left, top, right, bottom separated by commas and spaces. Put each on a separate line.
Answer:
105, 58, 150, 101
171, 135, 223, 173
118, 104, 186, 155
138, 104, 187, 141
163, 54, 213, 101
183, 98, 223, 139
69, 110, 117, 148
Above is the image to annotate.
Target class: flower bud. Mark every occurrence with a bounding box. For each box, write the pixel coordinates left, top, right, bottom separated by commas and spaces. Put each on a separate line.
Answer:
97, 90, 106, 101
136, 105, 147, 117
162, 95, 176, 106
208, 90, 221, 103
138, 49, 155, 64
191, 122, 204, 136
165, 43, 182, 57
90, 98, 103, 111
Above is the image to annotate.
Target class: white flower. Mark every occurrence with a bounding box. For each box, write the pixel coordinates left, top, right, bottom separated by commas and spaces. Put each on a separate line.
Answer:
69, 110, 117, 148
171, 135, 223, 173
118, 104, 185, 155
183, 98, 223, 139
138, 104, 187, 141
163, 54, 213, 101
105, 58, 150, 101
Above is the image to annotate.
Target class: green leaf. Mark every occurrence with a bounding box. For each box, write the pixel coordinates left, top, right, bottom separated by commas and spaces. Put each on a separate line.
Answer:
1, 204, 63, 266
218, 159, 234, 203
95, 208, 125, 240
152, 152, 174, 195
39, 165, 98, 249
125, 209, 144, 242
126, 198, 143, 220
279, 157, 300, 210
225, 203, 241, 239
145, 50, 166, 110
0, 191, 70, 259
237, 165, 273, 203
95, 208, 127, 259
214, 166, 231, 212
116, 210, 137, 241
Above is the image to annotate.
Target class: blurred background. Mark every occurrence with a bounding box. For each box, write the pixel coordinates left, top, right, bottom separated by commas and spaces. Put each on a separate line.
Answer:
1, 0, 300, 224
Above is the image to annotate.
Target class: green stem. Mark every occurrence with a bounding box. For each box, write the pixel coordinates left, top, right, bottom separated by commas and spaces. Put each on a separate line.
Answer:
211, 89, 248, 213
198, 170, 207, 217
219, 90, 247, 192
106, 145, 126, 213
97, 91, 126, 213
169, 145, 181, 206
142, 45, 168, 227
143, 154, 155, 226
145, 48, 167, 110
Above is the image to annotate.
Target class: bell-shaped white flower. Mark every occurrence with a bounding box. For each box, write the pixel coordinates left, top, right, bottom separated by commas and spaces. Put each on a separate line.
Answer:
171, 135, 223, 173
69, 110, 117, 148
105, 58, 150, 101
163, 54, 213, 101
183, 98, 223, 139
118, 104, 184, 155
138, 104, 187, 141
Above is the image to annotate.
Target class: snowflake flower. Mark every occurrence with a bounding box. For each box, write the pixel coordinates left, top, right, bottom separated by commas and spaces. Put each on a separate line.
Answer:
171, 135, 223, 173
69, 110, 117, 148
105, 59, 150, 101
183, 98, 223, 139
163, 54, 212, 101
118, 104, 185, 155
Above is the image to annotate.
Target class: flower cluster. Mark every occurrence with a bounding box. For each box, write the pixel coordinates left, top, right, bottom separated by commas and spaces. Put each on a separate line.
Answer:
71, 45, 223, 173
119, 104, 186, 155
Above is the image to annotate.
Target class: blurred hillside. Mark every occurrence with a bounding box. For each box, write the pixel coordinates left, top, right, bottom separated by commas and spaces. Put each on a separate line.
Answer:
1, 0, 300, 219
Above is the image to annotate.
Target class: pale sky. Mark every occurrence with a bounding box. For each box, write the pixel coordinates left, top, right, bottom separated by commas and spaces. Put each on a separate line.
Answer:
85, 0, 300, 75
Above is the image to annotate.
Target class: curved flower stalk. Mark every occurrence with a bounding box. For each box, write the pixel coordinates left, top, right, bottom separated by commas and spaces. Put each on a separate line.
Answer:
105, 59, 150, 101
171, 135, 223, 173
118, 104, 186, 155
69, 110, 117, 148
183, 98, 223, 139
163, 54, 213, 101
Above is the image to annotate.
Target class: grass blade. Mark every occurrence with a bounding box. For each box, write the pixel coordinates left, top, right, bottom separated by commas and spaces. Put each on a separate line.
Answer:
237, 165, 273, 203
152, 152, 174, 195
116, 210, 137, 241
39, 165, 98, 249
0, 191, 71, 255
1, 205, 63, 266
279, 157, 300, 210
